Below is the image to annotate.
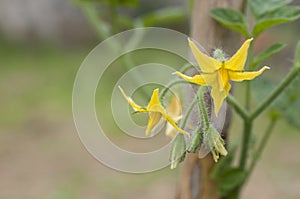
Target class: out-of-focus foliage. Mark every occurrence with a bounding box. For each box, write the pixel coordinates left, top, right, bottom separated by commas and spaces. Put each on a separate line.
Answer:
254, 75, 300, 129
78, 0, 138, 7
210, 0, 300, 38
250, 43, 286, 69
209, 8, 249, 37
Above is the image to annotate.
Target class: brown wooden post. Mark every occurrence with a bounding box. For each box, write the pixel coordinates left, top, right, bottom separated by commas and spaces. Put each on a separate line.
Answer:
176, 1, 245, 199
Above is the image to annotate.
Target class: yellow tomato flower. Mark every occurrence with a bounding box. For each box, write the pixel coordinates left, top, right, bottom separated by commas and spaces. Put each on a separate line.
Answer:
165, 94, 182, 138
118, 86, 189, 136
175, 38, 270, 115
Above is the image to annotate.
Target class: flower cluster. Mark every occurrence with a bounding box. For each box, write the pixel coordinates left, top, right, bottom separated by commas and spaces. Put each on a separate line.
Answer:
119, 38, 269, 164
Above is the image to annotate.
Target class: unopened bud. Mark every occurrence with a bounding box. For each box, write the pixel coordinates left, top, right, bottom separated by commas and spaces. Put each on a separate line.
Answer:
170, 134, 186, 169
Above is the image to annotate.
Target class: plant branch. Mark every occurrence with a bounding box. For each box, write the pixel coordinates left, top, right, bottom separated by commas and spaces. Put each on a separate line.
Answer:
227, 95, 249, 120
250, 66, 300, 120
180, 92, 198, 128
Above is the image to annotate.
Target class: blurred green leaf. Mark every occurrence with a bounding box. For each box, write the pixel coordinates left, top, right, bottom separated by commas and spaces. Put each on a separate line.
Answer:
253, 76, 300, 129
253, 6, 300, 37
210, 8, 249, 37
139, 7, 186, 27
248, 0, 292, 18
117, 15, 134, 29
251, 43, 286, 69
253, 42, 300, 129
216, 168, 247, 197
78, 0, 138, 7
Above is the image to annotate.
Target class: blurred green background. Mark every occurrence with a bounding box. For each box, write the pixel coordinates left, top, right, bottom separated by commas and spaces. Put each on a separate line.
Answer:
0, 0, 299, 199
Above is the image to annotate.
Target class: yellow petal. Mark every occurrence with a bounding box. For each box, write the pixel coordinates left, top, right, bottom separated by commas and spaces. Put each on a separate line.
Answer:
165, 123, 175, 138
188, 38, 222, 73
210, 82, 227, 116
146, 112, 162, 135
225, 38, 253, 71
165, 116, 182, 138
147, 89, 164, 111
167, 94, 182, 117
165, 115, 189, 135
118, 86, 146, 112
228, 66, 270, 82
174, 71, 208, 85
218, 67, 229, 90
225, 82, 231, 96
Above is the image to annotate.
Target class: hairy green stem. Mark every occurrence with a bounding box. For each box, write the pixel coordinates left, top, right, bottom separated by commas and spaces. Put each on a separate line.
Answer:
180, 93, 198, 128
197, 87, 210, 129
159, 64, 195, 102
159, 80, 190, 102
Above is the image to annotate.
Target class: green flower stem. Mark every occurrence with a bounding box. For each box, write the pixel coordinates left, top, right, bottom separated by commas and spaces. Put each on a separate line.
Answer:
250, 65, 300, 120
159, 80, 190, 102
180, 63, 195, 73
197, 87, 210, 129
247, 117, 277, 179
159, 64, 195, 102
227, 95, 249, 120
180, 93, 198, 129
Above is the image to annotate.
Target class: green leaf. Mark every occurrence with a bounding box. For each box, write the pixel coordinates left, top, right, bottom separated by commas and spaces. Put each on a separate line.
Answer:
217, 168, 247, 197
139, 7, 186, 27
210, 8, 249, 37
251, 43, 286, 69
248, 0, 293, 18
253, 6, 300, 37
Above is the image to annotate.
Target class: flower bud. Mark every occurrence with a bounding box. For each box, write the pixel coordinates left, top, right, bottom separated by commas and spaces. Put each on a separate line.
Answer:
170, 134, 186, 169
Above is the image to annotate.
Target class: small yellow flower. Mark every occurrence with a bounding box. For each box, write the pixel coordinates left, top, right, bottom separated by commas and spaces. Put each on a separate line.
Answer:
118, 86, 189, 136
175, 38, 270, 115
165, 94, 182, 138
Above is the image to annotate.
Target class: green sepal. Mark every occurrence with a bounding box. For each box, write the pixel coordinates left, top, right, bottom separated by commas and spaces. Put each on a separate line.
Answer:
169, 134, 186, 169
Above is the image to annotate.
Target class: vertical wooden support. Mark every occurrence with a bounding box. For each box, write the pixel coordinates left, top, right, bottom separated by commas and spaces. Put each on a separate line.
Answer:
176, 1, 244, 199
